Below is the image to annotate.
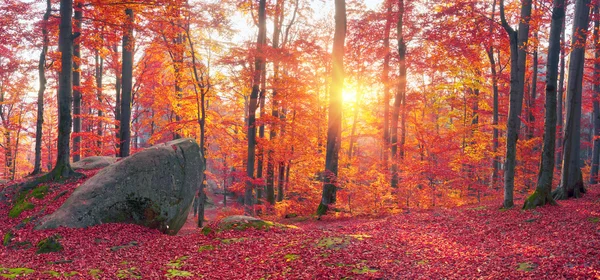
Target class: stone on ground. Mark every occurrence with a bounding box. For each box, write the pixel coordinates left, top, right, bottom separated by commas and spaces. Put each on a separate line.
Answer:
37, 138, 203, 235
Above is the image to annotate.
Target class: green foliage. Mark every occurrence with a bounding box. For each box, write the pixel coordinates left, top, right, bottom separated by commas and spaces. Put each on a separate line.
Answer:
31, 185, 49, 199
165, 269, 193, 278
201, 227, 213, 236
36, 235, 63, 254
588, 217, 599, 223
0, 267, 35, 279
44, 271, 61, 277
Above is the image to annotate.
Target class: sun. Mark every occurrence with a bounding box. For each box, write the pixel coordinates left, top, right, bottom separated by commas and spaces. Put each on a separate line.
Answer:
342, 83, 359, 104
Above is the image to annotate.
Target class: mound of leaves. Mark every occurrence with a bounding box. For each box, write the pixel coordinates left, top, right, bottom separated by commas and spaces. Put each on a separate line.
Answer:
1, 173, 600, 278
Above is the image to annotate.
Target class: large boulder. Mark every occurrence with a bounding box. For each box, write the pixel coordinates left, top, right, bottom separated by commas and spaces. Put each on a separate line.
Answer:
37, 138, 203, 235
71, 156, 118, 170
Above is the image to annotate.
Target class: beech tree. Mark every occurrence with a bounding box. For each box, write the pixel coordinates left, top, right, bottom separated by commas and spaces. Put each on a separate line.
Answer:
317, 0, 346, 217
390, 0, 406, 189
591, 6, 600, 185
119, 8, 134, 158
245, 0, 266, 215
72, 2, 82, 162
523, 0, 565, 209
32, 0, 51, 175
555, 0, 590, 199
499, 0, 533, 208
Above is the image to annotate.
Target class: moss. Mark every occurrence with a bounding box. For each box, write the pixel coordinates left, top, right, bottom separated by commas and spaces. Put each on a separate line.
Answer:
165, 269, 193, 278
166, 256, 189, 269
517, 262, 536, 271
316, 236, 351, 250
0, 267, 35, 279
284, 254, 299, 262
352, 267, 378, 274
201, 227, 214, 236
8, 201, 34, 218
36, 235, 63, 254
197, 245, 214, 252
3, 232, 13, 246
116, 267, 142, 279
88, 269, 102, 278
31, 185, 49, 199
220, 237, 247, 244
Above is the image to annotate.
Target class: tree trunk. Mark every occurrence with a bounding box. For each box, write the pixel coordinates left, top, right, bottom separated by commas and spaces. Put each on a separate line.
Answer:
556, 16, 566, 169
266, 0, 283, 206
119, 8, 134, 158
317, 0, 346, 217
390, 0, 406, 189
382, 0, 392, 167
52, 0, 76, 178
527, 31, 538, 140
95, 49, 104, 154
32, 0, 51, 175
500, 0, 532, 208
245, 0, 266, 215
72, 3, 82, 162
487, 47, 500, 188
590, 6, 600, 185
555, 0, 591, 199
523, 0, 564, 209
113, 44, 121, 156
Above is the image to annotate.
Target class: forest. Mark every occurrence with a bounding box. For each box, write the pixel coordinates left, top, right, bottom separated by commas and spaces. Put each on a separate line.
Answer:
0, 0, 599, 278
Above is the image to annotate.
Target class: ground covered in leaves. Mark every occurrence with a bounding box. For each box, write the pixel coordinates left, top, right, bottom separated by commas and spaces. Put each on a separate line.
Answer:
1, 172, 600, 279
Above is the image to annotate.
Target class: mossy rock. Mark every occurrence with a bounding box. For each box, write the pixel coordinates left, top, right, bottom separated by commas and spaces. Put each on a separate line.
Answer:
36, 235, 63, 254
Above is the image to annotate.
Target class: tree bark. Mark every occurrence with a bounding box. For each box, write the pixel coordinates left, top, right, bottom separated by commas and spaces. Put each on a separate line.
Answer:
555, 0, 591, 199
119, 8, 134, 158
52, 0, 76, 178
523, 0, 564, 209
245, 0, 267, 215
72, 3, 82, 162
527, 31, 538, 140
590, 6, 600, 185
95, 49, 104, 154
500, 0, 532, 208
317, 0, 346, 217
382, 0, 392, 167
32, 0, 51, 175
390, 0, 406, 189
556, 16, 566, 169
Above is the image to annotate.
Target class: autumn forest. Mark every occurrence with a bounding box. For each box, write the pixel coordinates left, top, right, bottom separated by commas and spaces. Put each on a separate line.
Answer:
1, 0, 600, 278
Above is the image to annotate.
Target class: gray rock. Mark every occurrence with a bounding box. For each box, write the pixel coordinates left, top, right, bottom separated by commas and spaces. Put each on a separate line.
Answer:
37, 138, 203, 235
71, 156, 118, 170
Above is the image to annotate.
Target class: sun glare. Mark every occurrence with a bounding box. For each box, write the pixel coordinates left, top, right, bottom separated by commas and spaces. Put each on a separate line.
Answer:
342, 84, 359, 104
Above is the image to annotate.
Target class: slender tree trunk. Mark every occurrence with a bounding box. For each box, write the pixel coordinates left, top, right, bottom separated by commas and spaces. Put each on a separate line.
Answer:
590, 6, 600, 185
382, 0, 392, 167
488, 48, 500, 188
527, 31, 538, 140
266, 0, 283, 206
390, 0, 406, 189
51, 0, 76, 178
555, 0, 591, 199
113, 44, 121, 156
557, 17, 566, 168
32, 0, 51, 175
317, 0, 346, 217
72, 3, 82, 162
245, 0, 266, 215
256, 33, 267, 204
523, 0, 564, 209
500, 0, 532, 208
119, 8, 134, 158
95, 50, 104, 154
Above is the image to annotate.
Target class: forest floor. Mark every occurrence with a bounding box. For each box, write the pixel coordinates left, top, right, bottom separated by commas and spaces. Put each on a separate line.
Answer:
1, 170, 600, 279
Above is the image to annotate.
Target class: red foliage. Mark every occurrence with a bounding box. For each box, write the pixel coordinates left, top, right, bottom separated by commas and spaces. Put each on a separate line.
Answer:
2, 173, 600, 278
